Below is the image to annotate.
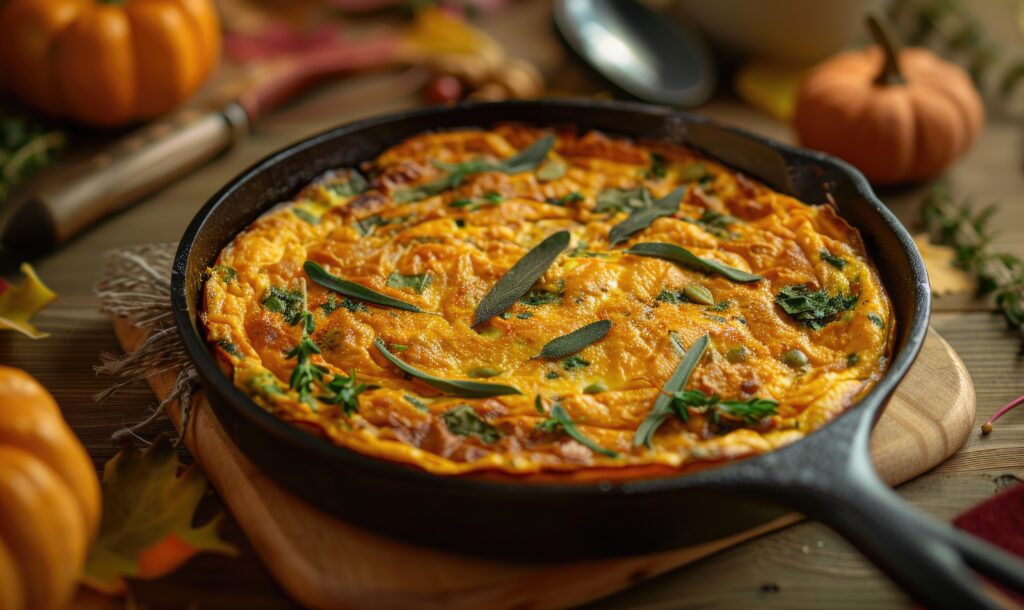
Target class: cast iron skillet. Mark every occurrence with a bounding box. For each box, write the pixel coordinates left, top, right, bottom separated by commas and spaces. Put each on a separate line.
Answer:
172, 100, 1024, 609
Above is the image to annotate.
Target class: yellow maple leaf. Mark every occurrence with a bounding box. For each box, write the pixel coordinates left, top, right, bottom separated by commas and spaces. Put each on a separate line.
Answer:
0, 262, 56, 338
81, 438, 236, 595
912, 233, 976, 296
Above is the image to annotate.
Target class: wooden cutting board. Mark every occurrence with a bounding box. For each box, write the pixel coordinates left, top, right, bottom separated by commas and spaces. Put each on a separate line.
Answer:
112, 320, 975, 610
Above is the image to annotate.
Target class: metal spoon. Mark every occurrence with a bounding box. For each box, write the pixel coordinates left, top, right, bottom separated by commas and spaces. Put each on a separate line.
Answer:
553, 0, 715, 107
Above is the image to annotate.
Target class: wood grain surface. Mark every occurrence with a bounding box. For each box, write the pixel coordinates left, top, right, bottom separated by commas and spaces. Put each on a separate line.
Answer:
2, 1, 1022, 608
112, 309, 974, 610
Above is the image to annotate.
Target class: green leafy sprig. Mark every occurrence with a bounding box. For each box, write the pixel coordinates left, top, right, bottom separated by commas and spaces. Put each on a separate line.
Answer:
535, 396, 618, 458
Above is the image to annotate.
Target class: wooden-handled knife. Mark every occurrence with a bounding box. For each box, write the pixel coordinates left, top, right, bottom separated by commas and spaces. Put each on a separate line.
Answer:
0, 9, 496, 252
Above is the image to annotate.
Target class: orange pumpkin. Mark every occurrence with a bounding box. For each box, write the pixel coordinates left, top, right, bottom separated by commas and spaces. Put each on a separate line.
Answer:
0, 0, 220, 128
794, 16, 984, 185
0, 366, 101, 610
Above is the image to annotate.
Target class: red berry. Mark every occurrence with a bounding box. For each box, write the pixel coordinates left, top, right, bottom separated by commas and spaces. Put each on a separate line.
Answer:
424, 75, 464, 105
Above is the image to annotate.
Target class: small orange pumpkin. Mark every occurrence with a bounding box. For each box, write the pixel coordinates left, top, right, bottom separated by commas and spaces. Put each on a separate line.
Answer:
794, 16, 984, 185
0, 366, 101, 610
0, 0, 220, 128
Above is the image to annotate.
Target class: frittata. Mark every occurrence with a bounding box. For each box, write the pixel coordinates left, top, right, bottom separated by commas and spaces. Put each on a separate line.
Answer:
201, 124, 894, 477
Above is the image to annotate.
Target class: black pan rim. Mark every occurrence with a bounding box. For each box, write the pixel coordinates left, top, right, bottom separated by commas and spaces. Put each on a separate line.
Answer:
171, 98, 931, 499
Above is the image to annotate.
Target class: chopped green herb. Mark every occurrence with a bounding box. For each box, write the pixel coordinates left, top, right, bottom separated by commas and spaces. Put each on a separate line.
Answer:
562, 354, 590, 371
820, 250, 847, 270
645, 152, 668, 179
321, 294, 340, 315
546, 191, 584, 207
321, 370, 368, 415
442, 405, 501, 443
545, 371, 560, 379
262, 287, 305, 326
387, 271, 431, 294
847, 353, 860, 366
389, 343, 409, 352
708, 300, 732, 312
536, 399, 618, 457
583, 381, 608, 394
293, 207, 320, 225
217, 339, 239, 357
521, 290, 562, 306
775, 285, 858, 330
342, 297, 368, 313
868, 313, 885, 328
656, 290, 686, 304
210, 265, 237, 284
516, 312, 533, 319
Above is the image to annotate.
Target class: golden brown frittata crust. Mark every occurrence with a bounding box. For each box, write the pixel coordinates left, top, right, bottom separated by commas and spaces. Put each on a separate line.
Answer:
201, 124, 894, 476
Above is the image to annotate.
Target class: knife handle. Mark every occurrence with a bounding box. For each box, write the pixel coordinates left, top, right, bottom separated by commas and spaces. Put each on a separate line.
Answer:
1, 102, 249, 251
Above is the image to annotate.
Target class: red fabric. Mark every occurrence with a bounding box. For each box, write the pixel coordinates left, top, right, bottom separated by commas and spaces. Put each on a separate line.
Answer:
953, 483, 1024, 605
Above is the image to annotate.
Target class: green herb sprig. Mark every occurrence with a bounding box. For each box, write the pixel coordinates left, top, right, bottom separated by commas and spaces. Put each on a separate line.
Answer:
671, 389, 778, 425
775, 285, 858, 331
634, 333, 710, 448
536, 396, 618, 457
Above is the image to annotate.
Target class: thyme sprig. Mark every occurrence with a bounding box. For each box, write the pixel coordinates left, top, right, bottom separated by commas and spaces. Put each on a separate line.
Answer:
921, 187, 1024, 433
921, 187, 1024, 337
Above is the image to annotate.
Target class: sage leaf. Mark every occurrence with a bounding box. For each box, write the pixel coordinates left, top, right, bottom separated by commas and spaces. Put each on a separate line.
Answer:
626, 242, 763, 283
609, 187, 686, 246
304, 261, 423, 313
775, 285, 858, 330
393, 135, 554, 203
374, 339, 521, 397
538, 320, 611, 359
503, 134, 556, 172
472, 230, 571, 327
634, 333, 710, 448
442, 405, 501, 443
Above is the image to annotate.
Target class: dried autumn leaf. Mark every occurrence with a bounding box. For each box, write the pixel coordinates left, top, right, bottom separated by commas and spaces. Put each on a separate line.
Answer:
0, 262, 56, 338
912, 233, 975, 296
81, 438, 236, 595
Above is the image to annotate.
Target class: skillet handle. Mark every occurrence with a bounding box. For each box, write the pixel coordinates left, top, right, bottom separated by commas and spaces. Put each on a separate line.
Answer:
782, 448, 1024, 610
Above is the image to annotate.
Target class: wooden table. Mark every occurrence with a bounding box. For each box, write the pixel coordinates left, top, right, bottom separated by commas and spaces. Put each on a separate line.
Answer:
3, 2, 1023, 608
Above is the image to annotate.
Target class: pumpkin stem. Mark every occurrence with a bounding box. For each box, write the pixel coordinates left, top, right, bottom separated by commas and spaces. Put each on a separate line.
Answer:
867, 14, 905, 86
